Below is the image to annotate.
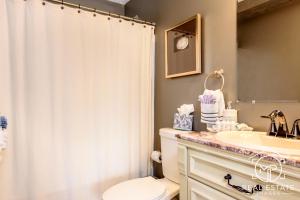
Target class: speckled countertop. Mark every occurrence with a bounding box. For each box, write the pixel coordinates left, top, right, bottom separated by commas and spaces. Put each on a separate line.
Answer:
176, 131, 300, 169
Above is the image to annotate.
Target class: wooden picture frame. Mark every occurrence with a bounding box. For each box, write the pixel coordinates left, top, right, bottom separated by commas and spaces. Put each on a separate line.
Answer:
165, 14, 201, 78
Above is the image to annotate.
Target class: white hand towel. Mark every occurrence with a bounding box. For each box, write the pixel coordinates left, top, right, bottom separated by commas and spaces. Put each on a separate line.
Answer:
199, 89, 225, 125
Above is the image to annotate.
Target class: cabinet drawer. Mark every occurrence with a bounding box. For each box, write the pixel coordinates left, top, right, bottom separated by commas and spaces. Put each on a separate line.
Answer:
188, 178, 235, 200
188, 149, 300, 199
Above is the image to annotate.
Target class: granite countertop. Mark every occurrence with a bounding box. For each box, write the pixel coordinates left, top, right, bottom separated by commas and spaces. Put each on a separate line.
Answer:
176, 131, 300, 169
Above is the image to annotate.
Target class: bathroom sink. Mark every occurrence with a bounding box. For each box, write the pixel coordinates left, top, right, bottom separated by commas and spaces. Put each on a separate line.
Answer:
215, 131, 300, 156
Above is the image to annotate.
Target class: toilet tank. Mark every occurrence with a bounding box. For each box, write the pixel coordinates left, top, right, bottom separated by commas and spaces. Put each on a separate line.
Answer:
159, 128, 181, 184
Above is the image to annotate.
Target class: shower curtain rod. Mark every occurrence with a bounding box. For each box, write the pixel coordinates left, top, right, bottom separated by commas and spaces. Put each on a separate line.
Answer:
44, 0, 156, 27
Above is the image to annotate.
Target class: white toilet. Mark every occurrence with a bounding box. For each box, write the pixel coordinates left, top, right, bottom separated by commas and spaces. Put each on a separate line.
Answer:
102, 128, 180, 200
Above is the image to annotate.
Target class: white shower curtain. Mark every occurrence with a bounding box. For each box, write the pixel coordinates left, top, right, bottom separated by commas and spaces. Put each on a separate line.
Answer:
0, 0, 155, 199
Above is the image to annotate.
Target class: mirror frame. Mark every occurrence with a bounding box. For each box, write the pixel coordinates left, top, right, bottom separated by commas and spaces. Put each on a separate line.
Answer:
165, 14, 202, 78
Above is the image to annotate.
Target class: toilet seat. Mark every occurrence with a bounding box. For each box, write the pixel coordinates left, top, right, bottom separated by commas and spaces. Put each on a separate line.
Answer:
102, 177, 166, 200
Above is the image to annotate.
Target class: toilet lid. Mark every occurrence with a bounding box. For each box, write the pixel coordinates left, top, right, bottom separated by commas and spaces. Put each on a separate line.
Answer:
103, 177, 166, 200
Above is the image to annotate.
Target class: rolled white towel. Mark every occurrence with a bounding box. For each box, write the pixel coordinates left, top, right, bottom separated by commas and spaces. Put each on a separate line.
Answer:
236, 123, 253, 131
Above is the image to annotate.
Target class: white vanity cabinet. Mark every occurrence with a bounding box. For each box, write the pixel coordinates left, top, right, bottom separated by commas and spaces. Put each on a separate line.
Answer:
178, 139, 300, 200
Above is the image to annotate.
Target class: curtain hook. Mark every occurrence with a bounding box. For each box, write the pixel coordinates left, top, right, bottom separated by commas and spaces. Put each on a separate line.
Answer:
61, 0, 64, 9
42, 0, 46, 6
151, 22, 154, 29
78, 4, 81, 13
108, 12, 111, 20
131, 18, 135, 26
118, 15, 122, 22
144, 20, 147, 28
93, 8, 96, 17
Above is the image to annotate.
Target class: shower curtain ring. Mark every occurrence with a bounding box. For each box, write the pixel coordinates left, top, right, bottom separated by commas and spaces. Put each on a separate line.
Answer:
61, 0, 64, 9
118, 15, 122, 22
151, 22, 155, 29
42, 0, 46, 5
108, 12, 111, 20
78, 4, 81, 13
93, 8, 96, 17
131, 18, 135, 26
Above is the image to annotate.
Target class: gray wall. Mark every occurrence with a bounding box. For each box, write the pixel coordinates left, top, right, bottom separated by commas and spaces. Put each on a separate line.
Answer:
238, 3, 300, 102
126, 0, 237, 177
126, 0, 300, 177
67, 0, 124, 15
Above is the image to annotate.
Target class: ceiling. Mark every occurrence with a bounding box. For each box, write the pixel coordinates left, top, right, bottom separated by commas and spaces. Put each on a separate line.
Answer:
107, 0, 131, 5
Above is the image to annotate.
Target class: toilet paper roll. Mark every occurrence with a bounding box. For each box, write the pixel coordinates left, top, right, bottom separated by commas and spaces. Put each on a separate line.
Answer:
151, 151, 162, 163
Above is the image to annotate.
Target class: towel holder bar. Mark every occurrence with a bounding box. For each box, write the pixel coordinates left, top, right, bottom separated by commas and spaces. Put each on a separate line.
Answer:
204, 69, 224, 90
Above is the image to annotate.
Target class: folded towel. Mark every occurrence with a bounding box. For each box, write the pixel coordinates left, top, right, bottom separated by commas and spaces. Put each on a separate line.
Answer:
199, 89, 225, 125
236, 123, 253, 131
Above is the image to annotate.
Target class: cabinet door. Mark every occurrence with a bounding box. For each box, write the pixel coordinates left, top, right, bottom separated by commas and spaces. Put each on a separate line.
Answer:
178, 144, 187, 175
180, 174, 188, 200
188, 178, 235, 200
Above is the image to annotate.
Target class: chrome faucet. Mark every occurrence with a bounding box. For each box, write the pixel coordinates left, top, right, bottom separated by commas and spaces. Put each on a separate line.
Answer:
261, 110, 291, 138
291, 119, 300, 139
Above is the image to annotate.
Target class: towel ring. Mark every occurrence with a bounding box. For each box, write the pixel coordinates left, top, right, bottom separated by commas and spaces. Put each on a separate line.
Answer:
204, 69, 225, 91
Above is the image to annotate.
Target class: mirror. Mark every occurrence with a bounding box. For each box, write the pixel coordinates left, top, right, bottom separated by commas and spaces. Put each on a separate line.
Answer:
237, 0, 300, 102
165, 14, 201, 78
